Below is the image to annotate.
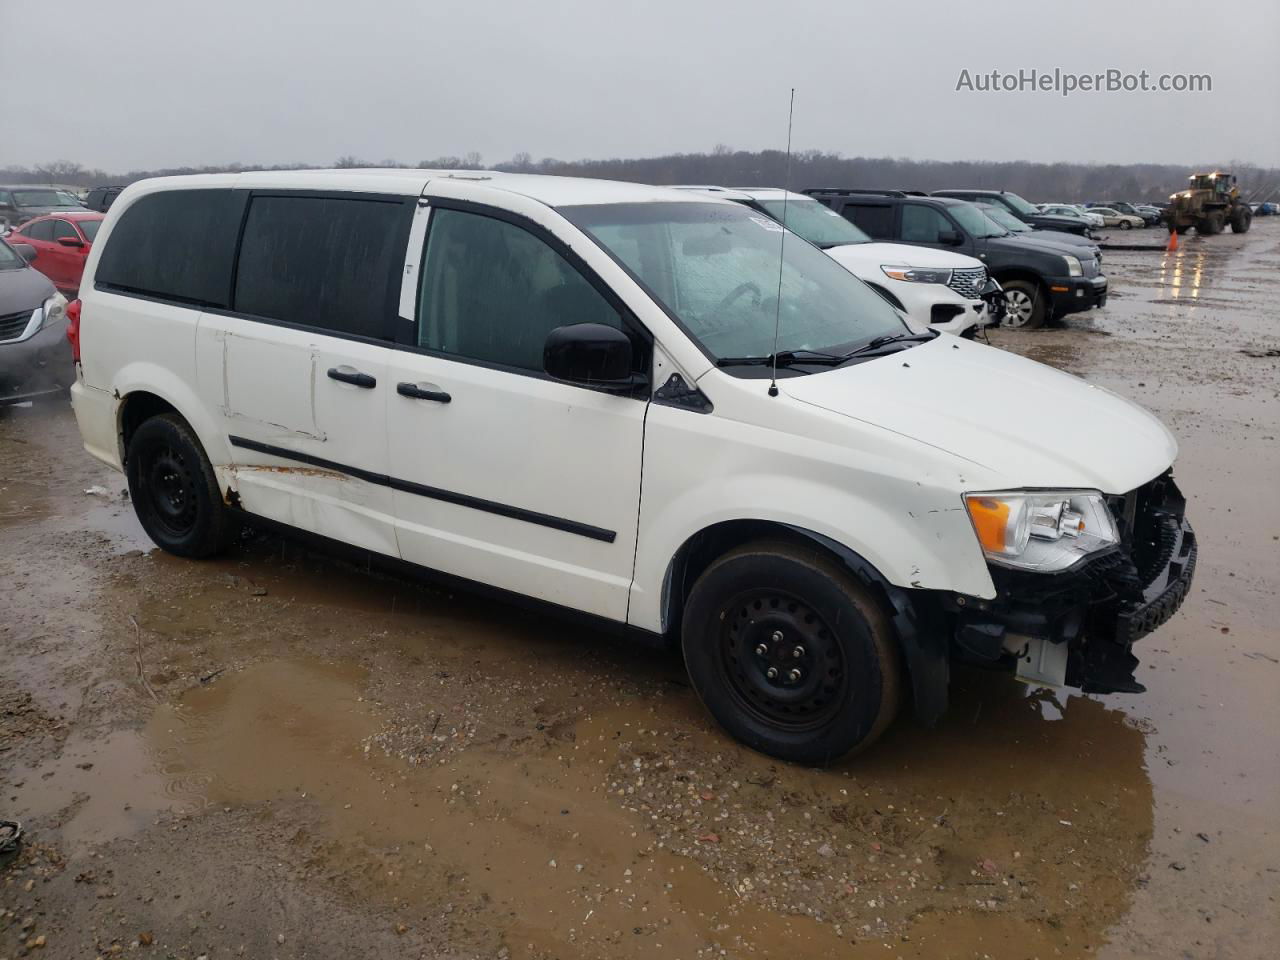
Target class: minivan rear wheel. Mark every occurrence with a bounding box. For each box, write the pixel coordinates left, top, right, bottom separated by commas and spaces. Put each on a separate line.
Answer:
681, 540, 901, 765
126, 413, 234, 557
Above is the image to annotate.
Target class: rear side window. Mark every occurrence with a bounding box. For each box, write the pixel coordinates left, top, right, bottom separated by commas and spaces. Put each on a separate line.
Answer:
233, 195, 406, 340
841, 202, 894, 239
95, 189, 245, 306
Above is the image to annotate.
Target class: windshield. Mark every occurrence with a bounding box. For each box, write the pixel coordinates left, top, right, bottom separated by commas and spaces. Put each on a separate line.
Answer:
58, 191, 80, 206
78, 219, 101, 242
13, 189, 63, 208
751, 197, 870, 248
1001, 192, 1039, 216
949, 203, 1007, 238
563, 201, 907, 362
0, 239, 24, 270
981, 205, 1029, 232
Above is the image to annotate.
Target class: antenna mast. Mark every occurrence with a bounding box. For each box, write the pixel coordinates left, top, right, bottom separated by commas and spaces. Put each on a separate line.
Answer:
768, 88, 796, 398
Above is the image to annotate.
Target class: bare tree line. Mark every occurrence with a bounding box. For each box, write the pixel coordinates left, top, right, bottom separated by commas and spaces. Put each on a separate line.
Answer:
5, 151, 1278, 204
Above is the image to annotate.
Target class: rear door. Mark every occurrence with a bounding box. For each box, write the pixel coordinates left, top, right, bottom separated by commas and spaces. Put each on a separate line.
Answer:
836, 200, 896, 240
384, 200, 649, 621
195, 191, 414, 556
46, 219, 85, 291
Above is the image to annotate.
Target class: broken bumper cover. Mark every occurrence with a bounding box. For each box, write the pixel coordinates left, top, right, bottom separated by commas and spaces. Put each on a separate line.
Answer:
948, 473, 1195, 694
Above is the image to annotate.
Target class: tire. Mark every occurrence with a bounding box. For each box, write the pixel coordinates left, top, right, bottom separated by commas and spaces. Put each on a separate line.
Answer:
1197, 213, 1223, 235
681, 540, 901, 765
1175, 224, 1191, 235
126, 413, 235, 558
1120, 220, 1132, 230
1000, 280, 1046, 329
1230, 207, 1252, 233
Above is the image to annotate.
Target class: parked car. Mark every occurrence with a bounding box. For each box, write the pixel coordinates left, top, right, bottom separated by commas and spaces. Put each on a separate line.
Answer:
976, 203, 1103, 261
1093, 201, 1159, 226
85, 186, 126, 213
672, 187, 999, 335
0, 237, 71, 405
6, 212, 105, 295
0, 185, 85, 229
1040, 204, 1105, 229
931, 190, 1093, 236
804, 189, 1107, 329
68, 172, 1193, 763
56, 190, 86, 208
1255, 201, 1278, 216
1089, 207, 1146, 230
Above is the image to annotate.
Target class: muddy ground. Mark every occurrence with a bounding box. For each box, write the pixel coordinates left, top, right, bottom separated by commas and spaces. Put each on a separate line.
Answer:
2, 222, 1278, 960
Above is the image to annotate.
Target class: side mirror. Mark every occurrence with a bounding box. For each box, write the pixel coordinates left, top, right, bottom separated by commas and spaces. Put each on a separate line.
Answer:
937, 230, 962, 246
56, 236, 85, 248
11, 242, 37, 263
544, 323, 641, 391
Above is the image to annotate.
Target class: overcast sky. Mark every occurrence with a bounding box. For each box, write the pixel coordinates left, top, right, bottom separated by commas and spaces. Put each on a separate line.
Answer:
2, 0, 1277, 172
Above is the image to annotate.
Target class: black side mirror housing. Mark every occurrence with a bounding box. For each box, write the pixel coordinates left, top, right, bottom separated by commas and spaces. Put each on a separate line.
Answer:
544, 323, 642, 391
937, 230, 962, 246
11, 242, 37, 263
56, 236, 85, 248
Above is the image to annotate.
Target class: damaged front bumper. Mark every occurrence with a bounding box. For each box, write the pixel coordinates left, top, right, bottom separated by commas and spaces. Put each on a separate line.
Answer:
944, 471, 1196, 694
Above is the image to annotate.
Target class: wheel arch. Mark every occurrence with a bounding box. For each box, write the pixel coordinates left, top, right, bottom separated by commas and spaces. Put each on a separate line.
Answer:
661, 519, 950, 725
112, 366, 228, 473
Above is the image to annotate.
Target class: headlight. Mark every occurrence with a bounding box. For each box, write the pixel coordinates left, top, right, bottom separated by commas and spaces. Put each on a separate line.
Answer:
1063, 255, 1082, 277
963, 490, 1119, 573
880, 265, 952, 285
40, 293, 68, 332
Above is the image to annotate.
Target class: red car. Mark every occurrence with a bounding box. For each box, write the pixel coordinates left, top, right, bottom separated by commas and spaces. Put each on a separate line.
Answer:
6, 211, 105, 296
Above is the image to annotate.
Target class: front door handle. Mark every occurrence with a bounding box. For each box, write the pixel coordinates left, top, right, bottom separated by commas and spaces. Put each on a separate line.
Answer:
397, 382, 451, 403
327, 366, 376, 389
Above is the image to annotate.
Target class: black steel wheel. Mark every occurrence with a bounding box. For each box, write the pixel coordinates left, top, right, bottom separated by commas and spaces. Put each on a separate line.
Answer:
682, 539, 901, 764
126, 413, 235, 557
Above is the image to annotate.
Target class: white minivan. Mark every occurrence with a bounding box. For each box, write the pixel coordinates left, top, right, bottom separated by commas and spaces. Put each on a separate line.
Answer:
68, 170, 1196, 763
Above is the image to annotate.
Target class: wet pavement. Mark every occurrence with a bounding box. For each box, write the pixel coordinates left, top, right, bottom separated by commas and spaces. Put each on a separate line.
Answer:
2, 222, 1278, 958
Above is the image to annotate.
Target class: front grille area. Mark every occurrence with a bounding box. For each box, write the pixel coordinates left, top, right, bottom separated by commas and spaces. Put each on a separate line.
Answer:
947, 266, 987, 299
0, 309, 34, 342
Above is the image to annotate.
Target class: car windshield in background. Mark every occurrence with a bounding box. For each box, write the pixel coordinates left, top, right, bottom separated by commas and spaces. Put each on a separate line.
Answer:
981, 205, 1029, 232
950, 203, 1007, 238
78, 220, 101, 242
753, 197, 871, 248
58, 192, 80, 205
1002, 192, 1039, 216
563, 201, 906, 363
0, 240, 24, 270
13, 189, 63, 207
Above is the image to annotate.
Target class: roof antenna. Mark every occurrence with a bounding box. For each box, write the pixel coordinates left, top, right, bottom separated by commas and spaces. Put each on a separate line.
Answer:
768, 87, 796, 398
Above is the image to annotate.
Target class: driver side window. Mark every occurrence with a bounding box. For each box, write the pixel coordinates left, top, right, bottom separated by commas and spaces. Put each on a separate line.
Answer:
417, 208, 623, 373
901, 205, 951, 244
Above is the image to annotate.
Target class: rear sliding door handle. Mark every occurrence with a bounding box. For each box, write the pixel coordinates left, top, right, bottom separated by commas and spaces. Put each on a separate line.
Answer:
397, 382, 451, 403
327, 367, 376, 389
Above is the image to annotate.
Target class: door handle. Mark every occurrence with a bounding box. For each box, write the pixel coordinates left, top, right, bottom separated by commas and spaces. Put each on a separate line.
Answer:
327, 367, 376, 389
397, 382, 451, 403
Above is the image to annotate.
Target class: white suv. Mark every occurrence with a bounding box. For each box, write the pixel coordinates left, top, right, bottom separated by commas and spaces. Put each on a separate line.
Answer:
675, 187, 999, 335
68, 170, 1196, 762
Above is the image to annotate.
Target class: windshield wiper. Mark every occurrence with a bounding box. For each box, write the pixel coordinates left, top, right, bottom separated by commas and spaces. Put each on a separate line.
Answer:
838, 331, 938, 360
715, 349, 849, 368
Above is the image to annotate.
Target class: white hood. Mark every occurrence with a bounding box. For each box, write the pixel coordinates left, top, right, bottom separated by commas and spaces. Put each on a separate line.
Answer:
824, 242, 984, 273
782, 336, 1177, 494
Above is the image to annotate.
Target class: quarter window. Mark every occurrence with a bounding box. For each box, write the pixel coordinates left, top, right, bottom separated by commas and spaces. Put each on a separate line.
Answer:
233, 195, 407, 340
94, 189, 245, 306
417, 208, 622, 373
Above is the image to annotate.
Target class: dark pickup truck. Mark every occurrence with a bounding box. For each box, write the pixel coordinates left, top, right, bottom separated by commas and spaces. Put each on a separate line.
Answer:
932, 189, 1093, 237
804, 189, 1107, 329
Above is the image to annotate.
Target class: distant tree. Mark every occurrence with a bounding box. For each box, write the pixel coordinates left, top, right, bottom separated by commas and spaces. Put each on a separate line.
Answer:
462, 151, 484, 168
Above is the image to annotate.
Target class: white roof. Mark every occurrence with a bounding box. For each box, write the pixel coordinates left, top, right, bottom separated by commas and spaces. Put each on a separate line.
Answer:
127, 169, 725, 209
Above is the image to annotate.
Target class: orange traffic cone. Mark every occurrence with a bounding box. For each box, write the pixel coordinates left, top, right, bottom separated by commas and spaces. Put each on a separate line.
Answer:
1166, 229, 1179, 252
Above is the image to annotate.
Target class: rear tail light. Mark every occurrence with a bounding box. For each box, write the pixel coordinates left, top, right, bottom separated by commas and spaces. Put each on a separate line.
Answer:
66, 298, 82, 362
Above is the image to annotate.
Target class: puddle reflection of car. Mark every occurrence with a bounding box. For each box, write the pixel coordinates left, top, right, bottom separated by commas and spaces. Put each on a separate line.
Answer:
0, 237, 71, 405
66, 172, 1197, 764
5, 212, 104, 296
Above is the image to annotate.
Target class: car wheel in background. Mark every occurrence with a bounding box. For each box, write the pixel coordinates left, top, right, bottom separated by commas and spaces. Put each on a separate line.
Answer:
126, 413, 236, 558
1000, 280, 1046, 329
681, 540, 901, 765
1120, 220, 1131, 230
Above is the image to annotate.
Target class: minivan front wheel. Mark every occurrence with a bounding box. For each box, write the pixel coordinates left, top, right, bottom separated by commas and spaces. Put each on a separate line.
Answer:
126, 413, 234, 557
681, 540, 900, 764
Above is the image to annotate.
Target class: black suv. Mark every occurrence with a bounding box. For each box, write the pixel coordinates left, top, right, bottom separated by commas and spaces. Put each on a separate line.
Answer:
804, 189, 1106, 328
85, 186, 126, 213
932, 189, 1092, 237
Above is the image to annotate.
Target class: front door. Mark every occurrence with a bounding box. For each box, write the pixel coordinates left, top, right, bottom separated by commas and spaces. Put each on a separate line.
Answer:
386, 202, 649, 622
